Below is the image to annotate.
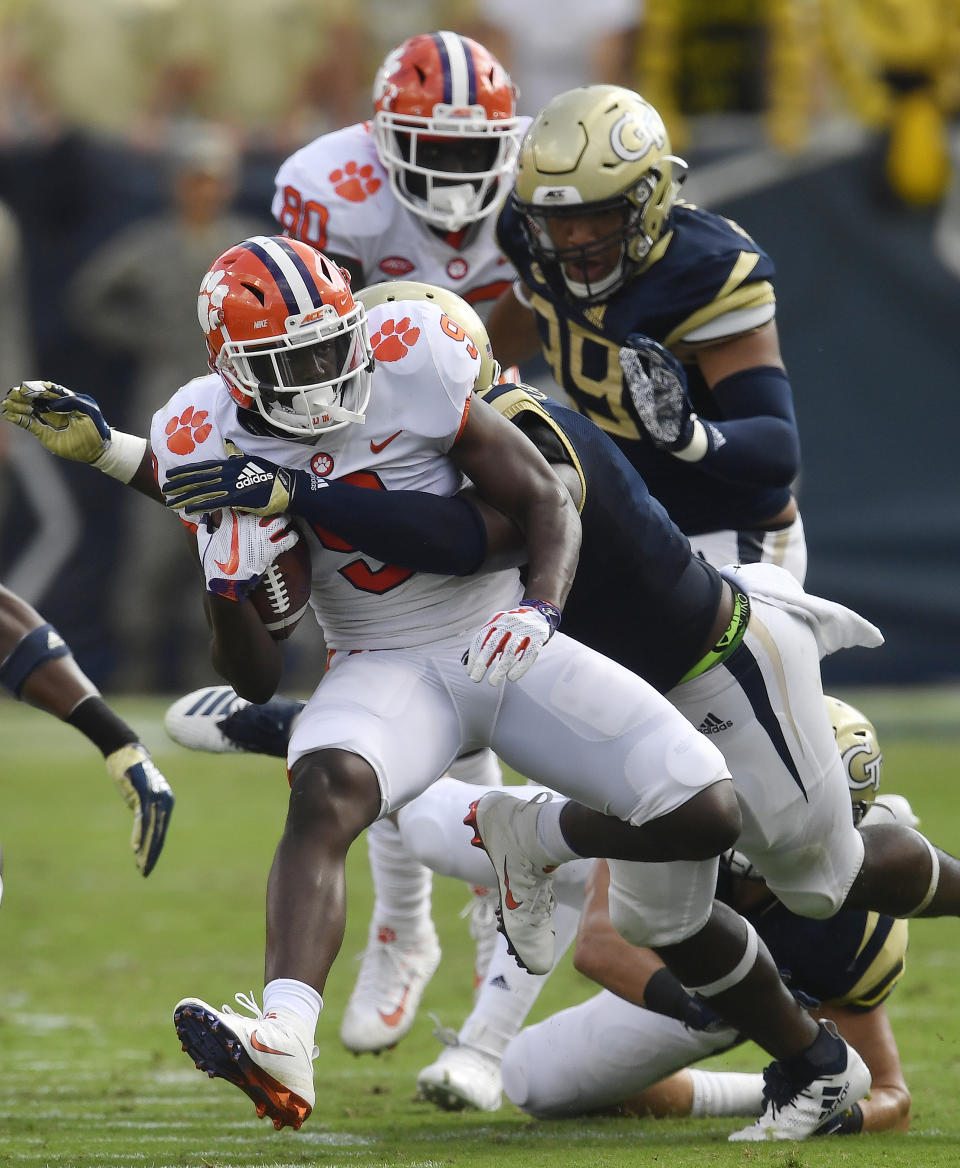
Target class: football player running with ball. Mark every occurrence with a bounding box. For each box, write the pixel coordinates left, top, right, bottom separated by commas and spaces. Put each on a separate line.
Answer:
1, 239, 887, 1138
270, 29, 529, 1054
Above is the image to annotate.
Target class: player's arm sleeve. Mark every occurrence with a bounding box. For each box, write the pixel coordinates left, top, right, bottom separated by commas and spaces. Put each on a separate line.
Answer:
676, 364, 801, 487
288, 476, 488, 576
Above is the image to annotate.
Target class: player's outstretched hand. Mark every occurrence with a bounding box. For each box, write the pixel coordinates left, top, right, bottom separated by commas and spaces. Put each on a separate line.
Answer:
618, 335, 695, 451
1, 380, 112, 463
464, 600, 561, 686
164, 455, 296, 517
197, 509, 299, 602
105, 744, 175, 877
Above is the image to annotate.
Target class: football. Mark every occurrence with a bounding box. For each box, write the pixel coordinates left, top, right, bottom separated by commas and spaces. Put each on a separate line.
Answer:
250, 534, 313, 640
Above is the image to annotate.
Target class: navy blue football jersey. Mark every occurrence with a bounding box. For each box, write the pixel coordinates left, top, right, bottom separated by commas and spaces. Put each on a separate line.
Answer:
496, 199, 793, 534
479, 382, 720, 693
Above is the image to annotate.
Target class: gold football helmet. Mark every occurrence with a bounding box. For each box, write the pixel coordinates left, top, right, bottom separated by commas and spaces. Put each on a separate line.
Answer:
825, 694, 883, 799
512, 85, 687, 301
356, 280, 500, 392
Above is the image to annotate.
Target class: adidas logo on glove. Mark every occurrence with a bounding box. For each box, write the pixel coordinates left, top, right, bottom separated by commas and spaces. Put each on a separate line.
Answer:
235, 461, 273, 490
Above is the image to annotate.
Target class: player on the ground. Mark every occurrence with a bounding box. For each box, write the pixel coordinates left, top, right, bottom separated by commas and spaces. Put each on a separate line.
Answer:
0, 582, 174, 876
271, 29, 529, 1051
10, 239, 877, 1139
487, 83, 807, 583
397, 699, 912, 1134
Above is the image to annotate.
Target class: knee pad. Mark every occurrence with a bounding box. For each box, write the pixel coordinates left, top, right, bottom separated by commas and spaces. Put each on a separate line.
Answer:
607, 857, 716, 947
0, 624, 70, 696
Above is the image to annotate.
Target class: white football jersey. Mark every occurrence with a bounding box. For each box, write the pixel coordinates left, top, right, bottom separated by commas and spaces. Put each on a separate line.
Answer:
151, 298, 522, 651
272, 121, 528, 317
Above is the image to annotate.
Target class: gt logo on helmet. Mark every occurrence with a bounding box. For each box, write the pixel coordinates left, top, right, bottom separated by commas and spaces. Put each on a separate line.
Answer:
610, 110, 664, 163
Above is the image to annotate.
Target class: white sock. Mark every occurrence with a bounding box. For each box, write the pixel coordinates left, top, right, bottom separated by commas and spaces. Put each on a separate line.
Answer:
263, 978, 323, 1037
367, 817, 434, 931
534, 798, 579, 866
689, 1069, 764, 1117
458, 901, 582, 1059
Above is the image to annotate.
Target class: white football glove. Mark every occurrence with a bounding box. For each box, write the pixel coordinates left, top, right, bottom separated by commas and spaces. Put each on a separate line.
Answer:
197, 509, 299, 602
464, 601, 561, 686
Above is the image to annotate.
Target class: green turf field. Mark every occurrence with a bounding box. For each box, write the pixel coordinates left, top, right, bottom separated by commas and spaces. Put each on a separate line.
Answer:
2, 687, 959, 1167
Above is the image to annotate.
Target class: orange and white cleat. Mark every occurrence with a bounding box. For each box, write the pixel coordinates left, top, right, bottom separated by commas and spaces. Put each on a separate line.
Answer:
339, 920, 441, 1053
464, 791, 557, 976
174, 991, 317, 1130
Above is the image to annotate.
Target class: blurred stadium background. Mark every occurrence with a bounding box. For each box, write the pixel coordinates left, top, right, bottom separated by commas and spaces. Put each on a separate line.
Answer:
0, 0, 959, 695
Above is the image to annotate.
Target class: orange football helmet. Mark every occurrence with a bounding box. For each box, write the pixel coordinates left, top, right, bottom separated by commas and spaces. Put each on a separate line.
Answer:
198, 236, 374, 437
372, 30, 523, 231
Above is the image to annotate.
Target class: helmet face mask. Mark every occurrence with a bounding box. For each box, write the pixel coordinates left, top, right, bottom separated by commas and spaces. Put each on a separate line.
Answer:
513, 85, 687, 302
199, 236, 375, 439
372, 31, 524, 232
523, 197, 638, 302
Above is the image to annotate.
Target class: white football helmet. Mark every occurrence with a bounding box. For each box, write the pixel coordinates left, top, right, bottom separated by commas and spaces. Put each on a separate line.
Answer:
372, 31, 524, 232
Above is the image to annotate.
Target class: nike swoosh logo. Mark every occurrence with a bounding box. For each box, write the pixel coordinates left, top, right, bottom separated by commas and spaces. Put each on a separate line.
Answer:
377, 985, 411, 1028
370, 430, 402, 454
214, 511, 240, 574
250, 1029, 294, 1057
503, 859, 522, 911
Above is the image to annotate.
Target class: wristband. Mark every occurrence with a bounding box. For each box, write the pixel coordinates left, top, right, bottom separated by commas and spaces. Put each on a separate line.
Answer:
671, 416, 709, 462
520, 598, 561, 637
644, 966, 703, 1025
92, 430, 148, 483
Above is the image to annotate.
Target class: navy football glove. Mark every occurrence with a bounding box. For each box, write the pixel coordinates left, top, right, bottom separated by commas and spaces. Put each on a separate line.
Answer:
164, 455, 301, 517
618, 335, 696, 451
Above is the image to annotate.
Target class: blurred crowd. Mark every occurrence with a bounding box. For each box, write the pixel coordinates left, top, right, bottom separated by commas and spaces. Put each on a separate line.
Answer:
1, 0, 959, 692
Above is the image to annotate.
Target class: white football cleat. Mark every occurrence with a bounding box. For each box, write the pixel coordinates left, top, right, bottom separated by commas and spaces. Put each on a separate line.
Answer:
174, 991, 317, 1130
728, 1022, 871, 1141
164, 687, 251, 753
464, 791, 557, 975
417, 1040, 503, 1112
339, 922, 441, 1053
164, 685, 301, 757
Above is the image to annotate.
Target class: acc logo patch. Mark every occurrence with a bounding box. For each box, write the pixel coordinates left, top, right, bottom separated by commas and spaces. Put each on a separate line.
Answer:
446, 257, 469, 281
379, 255, 416, 277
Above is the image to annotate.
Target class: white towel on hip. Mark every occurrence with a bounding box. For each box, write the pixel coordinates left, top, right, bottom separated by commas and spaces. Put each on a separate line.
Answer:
723, 562, 884, 659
